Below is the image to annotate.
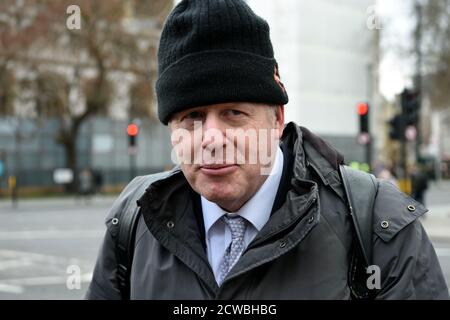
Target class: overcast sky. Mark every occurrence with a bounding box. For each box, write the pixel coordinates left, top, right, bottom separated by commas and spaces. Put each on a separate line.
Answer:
377, 0, 416, 100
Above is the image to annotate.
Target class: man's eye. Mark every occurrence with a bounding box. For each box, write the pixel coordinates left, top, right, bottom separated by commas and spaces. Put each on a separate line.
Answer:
227, 109, 243, 116
184, 111, 203, 120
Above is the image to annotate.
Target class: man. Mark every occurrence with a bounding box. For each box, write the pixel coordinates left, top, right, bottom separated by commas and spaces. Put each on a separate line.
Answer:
410, 164, 429, 206
86, 0, 449, 299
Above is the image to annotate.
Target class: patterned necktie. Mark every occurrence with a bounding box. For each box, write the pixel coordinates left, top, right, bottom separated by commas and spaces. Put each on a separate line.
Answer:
218, 215, 247, 285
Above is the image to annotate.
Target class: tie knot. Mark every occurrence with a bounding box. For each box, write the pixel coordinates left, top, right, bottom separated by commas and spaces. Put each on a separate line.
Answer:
223, 215, 247, 240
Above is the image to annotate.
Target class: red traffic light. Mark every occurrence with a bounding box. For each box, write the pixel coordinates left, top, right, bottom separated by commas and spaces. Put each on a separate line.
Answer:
127, 124, 139, 136
357, 103, 369, 116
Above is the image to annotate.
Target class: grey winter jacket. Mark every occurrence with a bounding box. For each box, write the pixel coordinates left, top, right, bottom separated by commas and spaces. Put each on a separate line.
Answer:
86, 122, 449, 300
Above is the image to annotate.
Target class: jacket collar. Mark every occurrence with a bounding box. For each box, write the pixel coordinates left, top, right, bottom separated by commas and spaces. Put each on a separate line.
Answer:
281, 122, 346, 202
281, 122, 344, 179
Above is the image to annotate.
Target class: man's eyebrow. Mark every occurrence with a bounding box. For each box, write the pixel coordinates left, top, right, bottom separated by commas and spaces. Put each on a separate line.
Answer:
185, 106, 206, 113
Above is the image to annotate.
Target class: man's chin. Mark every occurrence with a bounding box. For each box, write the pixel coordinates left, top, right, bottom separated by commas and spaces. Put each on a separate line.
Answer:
200, 188, 237, 205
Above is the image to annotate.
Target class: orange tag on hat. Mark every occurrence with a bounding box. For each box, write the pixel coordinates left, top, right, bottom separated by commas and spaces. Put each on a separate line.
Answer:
274, 66, 286, 93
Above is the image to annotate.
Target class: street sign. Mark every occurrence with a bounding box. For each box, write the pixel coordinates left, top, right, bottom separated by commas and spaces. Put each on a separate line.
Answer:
128, 146, 138, 155
357, 132, 371, 145
405, 125, 417, 141
92, 134, 113, 154
53, 168, 74, 184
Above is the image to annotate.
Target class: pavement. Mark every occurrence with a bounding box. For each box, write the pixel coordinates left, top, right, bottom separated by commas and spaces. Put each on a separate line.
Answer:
0, 181, 449, 300
0, 195, 113, 299
421, 180, 450, 241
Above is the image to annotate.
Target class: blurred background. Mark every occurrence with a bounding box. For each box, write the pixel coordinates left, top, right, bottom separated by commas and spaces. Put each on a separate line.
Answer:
0, 0, 449, 299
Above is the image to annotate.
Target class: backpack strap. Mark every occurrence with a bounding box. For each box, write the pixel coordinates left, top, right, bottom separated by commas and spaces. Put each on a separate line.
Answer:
339, 165, 378, 266
115, 203, 141, 300
339, 165, 379, 299
113, 169, 180, 299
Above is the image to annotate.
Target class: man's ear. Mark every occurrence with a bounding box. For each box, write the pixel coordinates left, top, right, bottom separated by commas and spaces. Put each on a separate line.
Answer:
275, 105, 285, 139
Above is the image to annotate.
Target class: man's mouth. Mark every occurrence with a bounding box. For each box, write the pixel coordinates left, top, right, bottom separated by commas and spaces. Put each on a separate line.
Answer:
200, 164, 238, 176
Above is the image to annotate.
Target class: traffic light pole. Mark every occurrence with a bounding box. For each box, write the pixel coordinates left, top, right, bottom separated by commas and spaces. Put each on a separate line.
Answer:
129, 152, 137, 182
357, 102, 372, 170
127, 122, 139, 181
400, 131, 407, 180
399, 113, 409, 193
366, 138, 372, 171
414, 1, 423, 163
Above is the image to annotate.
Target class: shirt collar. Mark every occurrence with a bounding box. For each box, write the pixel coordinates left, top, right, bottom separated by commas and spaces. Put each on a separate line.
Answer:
202, 146, 284, 233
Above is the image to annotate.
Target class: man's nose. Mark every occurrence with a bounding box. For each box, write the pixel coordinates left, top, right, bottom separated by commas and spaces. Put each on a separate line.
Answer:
201, 113, 226, 150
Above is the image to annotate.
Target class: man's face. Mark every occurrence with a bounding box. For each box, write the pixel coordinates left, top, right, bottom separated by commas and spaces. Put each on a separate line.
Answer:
169, 102, 284, 212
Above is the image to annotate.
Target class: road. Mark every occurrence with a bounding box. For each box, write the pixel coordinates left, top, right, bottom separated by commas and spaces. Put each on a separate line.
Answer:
0, 181, 449, 300
422, 180, 450, 293
0, 196, 110, 299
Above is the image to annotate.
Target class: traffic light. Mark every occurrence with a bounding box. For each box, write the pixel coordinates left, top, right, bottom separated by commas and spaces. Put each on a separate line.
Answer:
357, 102, 369, 133
401, 89, 420, 126
356, 102, 370, 146
356, 102, 372, 165
388, 114, 404, 140
127, 123, 139, 147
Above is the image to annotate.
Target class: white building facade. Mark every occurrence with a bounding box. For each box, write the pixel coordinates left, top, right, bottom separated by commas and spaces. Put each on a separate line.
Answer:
247, 0, 380, 163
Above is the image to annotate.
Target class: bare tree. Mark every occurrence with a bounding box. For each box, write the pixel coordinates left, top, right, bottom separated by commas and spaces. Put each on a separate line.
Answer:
0, 69, 15, 115
420, 0, 450, 109
0, 0, 50, 115
129, 78, 155, 119
0, 0, 172, 191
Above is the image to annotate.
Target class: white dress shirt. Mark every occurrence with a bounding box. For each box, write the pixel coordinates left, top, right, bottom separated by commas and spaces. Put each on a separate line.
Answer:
201, 147, 284, 284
